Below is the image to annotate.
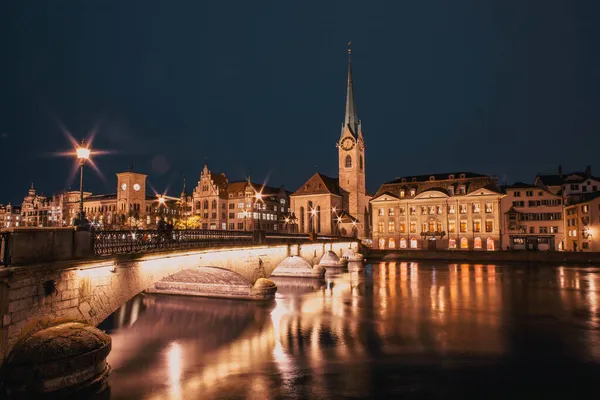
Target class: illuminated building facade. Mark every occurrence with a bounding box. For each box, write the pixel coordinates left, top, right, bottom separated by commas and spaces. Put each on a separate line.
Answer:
370, 173, 502, 250
0, 204, 21, 229
564, 192, 600, 252
19, 184, 65, 227
290, 47, 370, 238
190, 164, 291, 232
501, 182, 564, 251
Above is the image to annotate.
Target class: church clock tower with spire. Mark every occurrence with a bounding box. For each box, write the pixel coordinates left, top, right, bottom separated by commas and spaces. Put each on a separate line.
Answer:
338, 44, 369, 236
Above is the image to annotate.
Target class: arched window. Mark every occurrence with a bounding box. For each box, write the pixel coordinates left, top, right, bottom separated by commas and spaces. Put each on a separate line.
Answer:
388, 238, 396, 249
211, 200, 217, 209
474, 237, 482, 249
378, 238, 386, 249
299, 206, 305, 232
410, 238, 418, 249
449, 238, 456, 249
307, 201, 314, 233
359, 155, 363, 170
345, 155, 352, 168
316, 206, 321, 233
487, 237, 495, 251
195, 201, 200, 210
460, 237, 469, 249
400, 238, 407, 248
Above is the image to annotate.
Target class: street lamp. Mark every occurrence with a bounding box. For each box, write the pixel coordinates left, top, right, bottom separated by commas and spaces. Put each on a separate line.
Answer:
75, 139, 91, 228
254, 192, 263, 231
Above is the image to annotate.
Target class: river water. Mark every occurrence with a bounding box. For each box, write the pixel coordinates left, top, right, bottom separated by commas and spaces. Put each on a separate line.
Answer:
97, 261, 600, 399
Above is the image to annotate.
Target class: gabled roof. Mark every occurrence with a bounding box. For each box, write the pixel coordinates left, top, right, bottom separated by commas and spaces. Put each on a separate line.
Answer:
371, 191, 400, 201
291, 173, 345, 197
507, 182, 536, 189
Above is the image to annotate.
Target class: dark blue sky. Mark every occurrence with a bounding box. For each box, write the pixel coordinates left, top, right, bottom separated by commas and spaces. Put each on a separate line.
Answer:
2, 1, 600, 204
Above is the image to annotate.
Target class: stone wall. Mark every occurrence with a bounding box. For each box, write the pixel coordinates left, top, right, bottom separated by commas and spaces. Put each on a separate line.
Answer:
0, 240, 357, 366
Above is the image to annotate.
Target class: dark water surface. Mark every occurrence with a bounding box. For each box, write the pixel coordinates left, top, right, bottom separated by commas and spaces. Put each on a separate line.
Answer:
98, 262, 600, 399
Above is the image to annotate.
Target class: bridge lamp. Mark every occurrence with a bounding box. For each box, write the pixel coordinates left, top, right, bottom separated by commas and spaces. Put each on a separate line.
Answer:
75, 139, 91, 228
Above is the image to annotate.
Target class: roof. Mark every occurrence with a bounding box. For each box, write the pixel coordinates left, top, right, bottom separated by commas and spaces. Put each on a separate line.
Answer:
81, 194, 118, 202
536, 171, 600, 187
506, 182, 536, 189
374, 172, 497, 199
291, 173, 346, 197
565, 191, 600, 206
226, 180, 283, 197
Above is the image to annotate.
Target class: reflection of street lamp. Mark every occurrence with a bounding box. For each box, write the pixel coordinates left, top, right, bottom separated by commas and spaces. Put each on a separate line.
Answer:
75, 139, 91, 228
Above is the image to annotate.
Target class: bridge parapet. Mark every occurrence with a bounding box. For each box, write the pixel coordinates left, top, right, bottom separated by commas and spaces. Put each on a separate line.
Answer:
0, 228, 355, 267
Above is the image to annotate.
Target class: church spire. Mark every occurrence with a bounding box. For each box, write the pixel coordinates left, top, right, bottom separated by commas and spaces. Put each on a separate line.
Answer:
344, 42, 359, 137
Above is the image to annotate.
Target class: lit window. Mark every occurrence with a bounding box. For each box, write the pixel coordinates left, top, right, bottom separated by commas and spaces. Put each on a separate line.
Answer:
409, 221, 416, 233
410, 206, 416, 215
400, 238, 407, 248
449, 238, 456, 249
400, 190, 405, 198
388, 238, 396, 249
487, 238, 495, 251
410, 189, 416, 196
459, 204, 467, 214
378, 208, 384, 216
410, 238, 418, 249
474, 237, 482, 249
485, 220, 493, 232
378, 222, 384, 233
399, 222, 406, 233
422, 223, 428, 232
472, 203, 481, 213
485, 203, 493, 213
421, 206, 427, 215
448, 205, 455, 214
460, 237, 468, 249
388, 208, 395, 216
448, 221, 455, 233
460, 220, 467, 233
388, 221, 395, 233
473, 220, 481, 233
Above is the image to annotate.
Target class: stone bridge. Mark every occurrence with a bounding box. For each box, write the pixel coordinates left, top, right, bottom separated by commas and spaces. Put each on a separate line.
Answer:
0, 228, 359, 369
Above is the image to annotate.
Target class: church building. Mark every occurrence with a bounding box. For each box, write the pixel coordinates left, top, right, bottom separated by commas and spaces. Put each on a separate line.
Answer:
290, 47, 371, 239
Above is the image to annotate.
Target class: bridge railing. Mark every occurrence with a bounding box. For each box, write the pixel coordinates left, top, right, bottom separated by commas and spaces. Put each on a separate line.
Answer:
93, 229, 254, 256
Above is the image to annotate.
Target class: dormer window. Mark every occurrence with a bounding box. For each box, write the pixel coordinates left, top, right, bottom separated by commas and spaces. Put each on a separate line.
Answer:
401, 178, 407, 183
458, 185, 466, 195
412, 177, 417, 182
460, 173, 466, 179
410, 188, 416, 197
400, 190, 405, 198
449, 174, 455, 179
429, 176, 435, 181
448, 186, 455, 196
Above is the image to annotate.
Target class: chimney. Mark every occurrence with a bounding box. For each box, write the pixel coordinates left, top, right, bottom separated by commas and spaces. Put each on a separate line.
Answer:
558, 165, 563, 178
585, 165, 591, 177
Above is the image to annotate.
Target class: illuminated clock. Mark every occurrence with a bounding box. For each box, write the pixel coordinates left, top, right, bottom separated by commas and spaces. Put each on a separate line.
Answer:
340, 137, 355, 151
133, 183, 141, 192
121, 183, 127, 191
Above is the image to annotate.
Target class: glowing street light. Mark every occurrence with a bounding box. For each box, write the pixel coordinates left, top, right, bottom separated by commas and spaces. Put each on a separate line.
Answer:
75, 139, 91, 228
158, 196, 166, 205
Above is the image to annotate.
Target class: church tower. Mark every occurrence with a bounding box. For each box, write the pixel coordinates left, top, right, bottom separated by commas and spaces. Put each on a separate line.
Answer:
338, 45, 368, 230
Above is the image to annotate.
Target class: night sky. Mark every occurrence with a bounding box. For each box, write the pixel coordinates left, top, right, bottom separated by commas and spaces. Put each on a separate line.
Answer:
1, 1, 600, 204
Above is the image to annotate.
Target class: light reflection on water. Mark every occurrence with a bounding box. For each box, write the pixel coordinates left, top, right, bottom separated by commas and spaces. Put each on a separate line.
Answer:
98, 262, 600, 399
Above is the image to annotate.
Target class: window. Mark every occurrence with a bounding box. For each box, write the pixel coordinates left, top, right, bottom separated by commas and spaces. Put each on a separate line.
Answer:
388, 238, 396, 249
388, 221, 395, 233
458, 186, 466, 195
429, 221, 435, 232
583, 242, 590, 249
399, 222, 406, 233
388, 208, 395, 216
410, 189, 416, 196
474, 237, 482, 249
487, 238, 495, 251
512, 201, 525, 207
228, 213, 235, 219
448, 221, 456, 233
473, 220, 481, 233
228, 223, 235, 230
378, 208, 384, 216
529, 227, 535, 234
539, 227, 548, 234
410, 238, 418, 249
449, 238, 456, 249
211, 212, 216, 219
459, 204, 467, 214
513, 191, 521, 197
472, 203, 481, 213
448, 186, 455, 196
229, 203, 235, 209
460, 220, 467, 233
485, 203, 493, 213
421, 206, 428, 215
378, 222, 384, 233
526, 191, 533, 197
237, 202, 244, 209
237, 222, 244, 230
422, 223, 428, 232
428, 206, 435, 215
359, 155, 363, 170
460, 237, 468, 249
550, 226, 559, 233
437, 222, 442, 232
410, 206, 416, 215
582, 205, 589, 213
485, 220, 493, 232
400, 190, 405, 198
345, 155, 352, 168
400, 238, 407, 249
570, 184, 579, 190
410, 221, 416, 233
399, 207, 406, 216
448, 205, 455, 214
437, 205, 443, 214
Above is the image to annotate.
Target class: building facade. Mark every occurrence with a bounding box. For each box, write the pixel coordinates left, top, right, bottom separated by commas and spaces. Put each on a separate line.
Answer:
290, 47, 370, 239
535, 165, 600, 203
188, 164, 290, 232
564, 192, 600, 252
501, 183, 564, 251
371, 173, 502, 250
0, 204, 21, 229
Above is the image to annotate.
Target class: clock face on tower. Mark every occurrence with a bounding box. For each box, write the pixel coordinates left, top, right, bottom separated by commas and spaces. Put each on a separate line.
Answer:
133, 183, 141, 191
340, 137, 355, 151
121, 183, 127, 191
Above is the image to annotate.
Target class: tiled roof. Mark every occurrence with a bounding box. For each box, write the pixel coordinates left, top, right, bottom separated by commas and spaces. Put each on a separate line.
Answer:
566, 191, 600, 206
506, 182, 536, 189
291, 173, 346, 197
374, 172, 496, 198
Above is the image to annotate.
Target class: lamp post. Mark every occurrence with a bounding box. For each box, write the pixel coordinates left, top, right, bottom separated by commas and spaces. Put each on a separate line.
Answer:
254, 192, 263, 231
75, 139, 91, 228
